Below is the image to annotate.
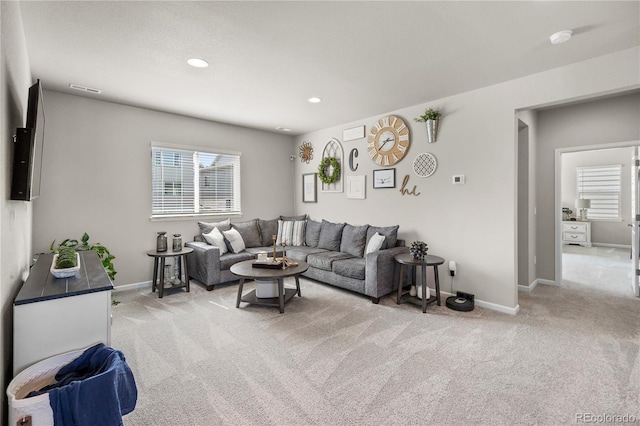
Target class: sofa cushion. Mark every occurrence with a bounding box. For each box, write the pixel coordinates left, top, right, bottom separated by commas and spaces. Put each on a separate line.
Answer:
280, 214, 308, 221
257, 218, 279, 246
219, 252, 254, 270
198, 218, 231, 234
232, 219, 262, 248
276, 220, 306, 246
366, 225, 399, 250
340, 224, 369, 258
305, 219, 322, 247
307, 251, 353, 271
333, 257, 366, 280
286, 246, 327, 262
222, 228, 245, 253
202, 227, 228, 255
317, 220, 345, 251
366, 232, 386, 254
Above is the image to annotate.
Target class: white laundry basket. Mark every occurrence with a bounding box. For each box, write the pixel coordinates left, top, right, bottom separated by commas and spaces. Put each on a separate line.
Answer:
7, 348, 85, 426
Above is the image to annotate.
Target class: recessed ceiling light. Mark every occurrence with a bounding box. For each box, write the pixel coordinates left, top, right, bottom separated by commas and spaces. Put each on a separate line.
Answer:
187, 58, 209, 68
307, 97, 322, 103
276, 127, 291, 132
549, 30, 572, 45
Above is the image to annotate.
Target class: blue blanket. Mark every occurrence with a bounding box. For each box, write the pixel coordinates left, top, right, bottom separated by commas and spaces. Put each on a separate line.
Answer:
28, 343, 137, 426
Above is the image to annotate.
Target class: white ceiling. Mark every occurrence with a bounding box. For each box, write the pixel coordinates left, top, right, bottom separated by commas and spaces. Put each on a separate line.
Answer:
18, 1, 640, 136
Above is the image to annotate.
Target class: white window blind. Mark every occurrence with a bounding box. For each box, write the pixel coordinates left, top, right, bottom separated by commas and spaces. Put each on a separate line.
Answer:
577, 165, 621, 220
152, 144, 241, 217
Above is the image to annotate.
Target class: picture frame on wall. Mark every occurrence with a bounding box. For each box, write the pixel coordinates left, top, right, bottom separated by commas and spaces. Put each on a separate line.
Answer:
347, 175, 366, 199
342, 125, 365, 142
302, 173, 317, 203
373, 168, 396, 189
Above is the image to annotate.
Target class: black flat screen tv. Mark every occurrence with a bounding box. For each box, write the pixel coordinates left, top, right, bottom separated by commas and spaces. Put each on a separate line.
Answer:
11, 79, 45, 201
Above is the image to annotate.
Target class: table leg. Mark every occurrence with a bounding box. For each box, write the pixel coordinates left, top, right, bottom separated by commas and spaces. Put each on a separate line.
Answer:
434, 264, 441, 306
421, 264, 427, 313
295, 275, 301, 297
236, 278, 245, 308
397, 264, 405, 304
159, 257, 166, 298
152, 258, 158, 293
182, 254, 190, 292
278, 278, 285, 313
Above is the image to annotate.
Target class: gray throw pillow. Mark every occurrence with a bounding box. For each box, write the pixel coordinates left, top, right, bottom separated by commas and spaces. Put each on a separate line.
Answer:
305, 219, 322, 247
280, 214, 308, 221
317, 220, 345, 251
257, 218, 279, 246
366, 225, 399, 250
340, 224, 369, 257
232, 219, 262, 248
198, 218, 231, 235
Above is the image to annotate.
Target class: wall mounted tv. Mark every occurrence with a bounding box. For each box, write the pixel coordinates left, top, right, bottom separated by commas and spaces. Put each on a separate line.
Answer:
11, 79, 45, 201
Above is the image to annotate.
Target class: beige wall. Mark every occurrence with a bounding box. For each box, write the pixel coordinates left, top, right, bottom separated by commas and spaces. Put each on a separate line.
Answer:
536, 92, 640, 280
1, 1, 34, 420
32, 91, 296, 286
561, 147, 633, 246
293, 48, 640, 312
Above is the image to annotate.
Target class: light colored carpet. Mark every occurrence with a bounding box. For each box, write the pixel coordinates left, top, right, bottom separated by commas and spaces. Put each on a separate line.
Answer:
562, 245, 634, 296
113, 271, 640, 425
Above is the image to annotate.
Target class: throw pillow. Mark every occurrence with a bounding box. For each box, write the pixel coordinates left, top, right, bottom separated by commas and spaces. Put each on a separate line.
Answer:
305, 219, 322, 247
198, 218, 231, 235
317, 220, 345, 251
276, 220, 306, 246
257, 218, 279, 246
280, 214, 308, 221
366, 225, 399, 250
365, 232, 386, 254
232, 220, 262, 248
340, 224, 369, 257
202, 227, 228, 255
222, 228, 246, 253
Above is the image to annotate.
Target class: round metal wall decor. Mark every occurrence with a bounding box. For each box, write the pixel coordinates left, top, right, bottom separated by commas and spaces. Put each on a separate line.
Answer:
413, 153, 437, 178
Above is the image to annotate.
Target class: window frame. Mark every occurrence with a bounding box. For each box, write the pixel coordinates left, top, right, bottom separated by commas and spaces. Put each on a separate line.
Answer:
151, 142, 242, 219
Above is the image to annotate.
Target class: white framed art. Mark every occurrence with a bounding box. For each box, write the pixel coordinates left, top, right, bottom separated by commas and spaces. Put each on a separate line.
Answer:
347, 175, 366, 199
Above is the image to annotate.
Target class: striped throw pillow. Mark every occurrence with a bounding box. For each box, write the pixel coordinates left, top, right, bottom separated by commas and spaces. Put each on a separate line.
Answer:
276, 220, 306, 246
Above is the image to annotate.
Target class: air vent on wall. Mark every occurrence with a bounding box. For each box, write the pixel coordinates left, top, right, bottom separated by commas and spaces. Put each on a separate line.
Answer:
69, 83, 102, 94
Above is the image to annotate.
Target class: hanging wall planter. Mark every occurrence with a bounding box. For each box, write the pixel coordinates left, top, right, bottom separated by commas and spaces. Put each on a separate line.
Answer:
415, 108, 442, 143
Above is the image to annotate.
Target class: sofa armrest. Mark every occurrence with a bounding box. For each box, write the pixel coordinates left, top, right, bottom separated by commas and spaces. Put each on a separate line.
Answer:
364, 246, 409, 298
185, 241, 221, 286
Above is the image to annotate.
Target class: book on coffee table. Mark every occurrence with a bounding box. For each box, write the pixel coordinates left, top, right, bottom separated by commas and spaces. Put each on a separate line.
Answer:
252, 259, 283, 269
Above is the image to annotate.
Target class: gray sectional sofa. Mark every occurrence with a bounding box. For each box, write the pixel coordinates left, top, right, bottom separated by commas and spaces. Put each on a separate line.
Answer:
186, 215, 408, 303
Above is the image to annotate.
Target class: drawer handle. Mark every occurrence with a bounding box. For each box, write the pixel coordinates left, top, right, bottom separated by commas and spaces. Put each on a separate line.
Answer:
570, 226, 579, 229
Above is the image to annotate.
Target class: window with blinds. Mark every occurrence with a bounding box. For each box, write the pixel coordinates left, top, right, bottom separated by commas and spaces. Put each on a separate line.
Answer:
151, 144, 241, 217
577, 165, 621, 220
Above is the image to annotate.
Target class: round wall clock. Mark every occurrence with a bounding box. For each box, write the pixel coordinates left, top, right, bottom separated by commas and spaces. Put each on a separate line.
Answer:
367, 115, 410, 166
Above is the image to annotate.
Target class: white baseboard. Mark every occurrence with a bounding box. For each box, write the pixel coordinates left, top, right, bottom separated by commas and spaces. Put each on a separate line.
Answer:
592, 242, 631, 249
536, 278, 558, 287
113, 281, 152, 292
518, 280, 538, 292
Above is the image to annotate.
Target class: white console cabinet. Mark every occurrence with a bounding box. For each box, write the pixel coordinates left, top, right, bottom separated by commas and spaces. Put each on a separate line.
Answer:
13, 251, 112, 375
562, 221, 592, 247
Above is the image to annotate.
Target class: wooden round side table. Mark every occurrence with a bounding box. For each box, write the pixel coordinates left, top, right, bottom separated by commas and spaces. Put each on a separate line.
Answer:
146, 247, 193, 298
395, 252, 444, 313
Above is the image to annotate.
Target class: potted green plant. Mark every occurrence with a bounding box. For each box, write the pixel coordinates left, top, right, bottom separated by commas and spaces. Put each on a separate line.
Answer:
414, 107, 442, 143
50, 232, 116, 281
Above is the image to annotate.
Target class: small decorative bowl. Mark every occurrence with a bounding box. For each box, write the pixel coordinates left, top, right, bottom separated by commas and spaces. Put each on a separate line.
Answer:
50, 253, 81, 279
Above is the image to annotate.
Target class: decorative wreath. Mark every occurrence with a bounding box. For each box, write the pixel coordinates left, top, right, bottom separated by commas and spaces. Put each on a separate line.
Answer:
318, 157, 341, 184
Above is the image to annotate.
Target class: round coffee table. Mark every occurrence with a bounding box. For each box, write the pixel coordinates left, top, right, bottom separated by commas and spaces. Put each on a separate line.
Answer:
231, 260, 309, 313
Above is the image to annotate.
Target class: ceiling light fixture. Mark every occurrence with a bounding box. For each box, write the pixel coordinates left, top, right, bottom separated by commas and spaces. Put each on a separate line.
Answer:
307, 97, 322, 103
549, 30, 572, 45
187, 58, 209, 68
276, 127, 291, 132
69, 83, 102, 94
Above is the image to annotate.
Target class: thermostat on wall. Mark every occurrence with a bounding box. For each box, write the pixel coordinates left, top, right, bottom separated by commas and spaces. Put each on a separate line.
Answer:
452, 175, 465, 185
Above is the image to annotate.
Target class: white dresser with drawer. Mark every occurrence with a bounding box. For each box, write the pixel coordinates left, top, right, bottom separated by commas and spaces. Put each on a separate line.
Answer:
561, 221, 592, 247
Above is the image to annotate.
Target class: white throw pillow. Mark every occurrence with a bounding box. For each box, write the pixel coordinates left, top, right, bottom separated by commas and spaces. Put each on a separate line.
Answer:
223, 228, 246, 253
276, 220, 306, 246
366, 232, 386, 254
202, 227, 228, 255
